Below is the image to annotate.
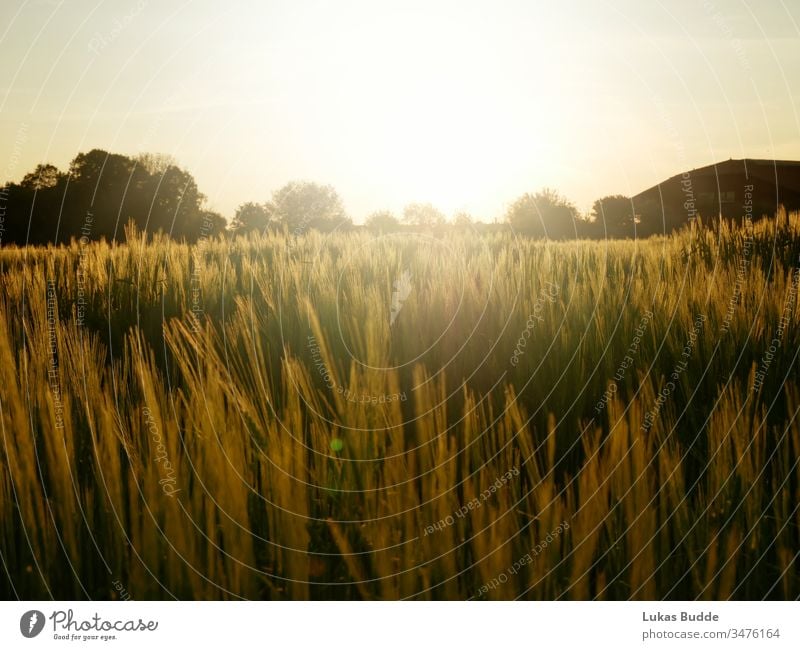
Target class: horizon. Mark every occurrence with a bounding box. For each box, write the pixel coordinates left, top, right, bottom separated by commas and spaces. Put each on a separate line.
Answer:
6, 146, 800, 226
2, 0, 799, 224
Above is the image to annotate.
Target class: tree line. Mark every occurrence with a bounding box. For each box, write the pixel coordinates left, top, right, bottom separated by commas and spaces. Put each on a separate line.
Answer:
233, 185, 641, 238
0, 150, 225, 246
0, 149, 650, 246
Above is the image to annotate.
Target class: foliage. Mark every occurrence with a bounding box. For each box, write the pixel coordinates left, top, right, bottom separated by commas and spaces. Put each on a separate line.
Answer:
1, 149, 223, 244
588, 194, 636, 237
402, 202, 446, 227
365, 210, 400, 232
269, 181, 350, 233
505, 187, 579, 238
232, 201, 274, 234
452, 211, 474, 228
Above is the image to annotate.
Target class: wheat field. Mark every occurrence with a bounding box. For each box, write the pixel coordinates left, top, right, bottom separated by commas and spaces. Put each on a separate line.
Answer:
1, 215, 799, 600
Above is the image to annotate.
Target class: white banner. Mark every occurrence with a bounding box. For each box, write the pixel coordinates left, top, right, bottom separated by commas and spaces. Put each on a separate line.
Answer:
1, 601, 797, 649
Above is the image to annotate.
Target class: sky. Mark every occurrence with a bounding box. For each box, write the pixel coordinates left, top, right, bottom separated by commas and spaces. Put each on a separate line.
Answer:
1, 0, 799, 223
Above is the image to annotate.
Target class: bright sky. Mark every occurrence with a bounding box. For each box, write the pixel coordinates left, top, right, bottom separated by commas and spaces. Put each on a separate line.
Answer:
1, 0, 799, 223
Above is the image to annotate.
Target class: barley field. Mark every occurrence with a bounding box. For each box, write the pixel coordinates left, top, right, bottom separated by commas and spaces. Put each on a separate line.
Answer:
1, 215, 799, 600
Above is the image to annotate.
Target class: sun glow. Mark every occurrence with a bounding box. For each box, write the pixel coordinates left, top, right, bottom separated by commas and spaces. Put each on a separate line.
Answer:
1, 0, 799, 222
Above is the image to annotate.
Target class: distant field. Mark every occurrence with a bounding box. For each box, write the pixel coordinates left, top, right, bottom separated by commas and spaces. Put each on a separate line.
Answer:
1, 216, 799, 600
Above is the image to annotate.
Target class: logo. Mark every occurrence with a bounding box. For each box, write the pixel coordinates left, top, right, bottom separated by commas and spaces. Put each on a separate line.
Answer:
20, 610, 45, 638
390, 269, 413, 326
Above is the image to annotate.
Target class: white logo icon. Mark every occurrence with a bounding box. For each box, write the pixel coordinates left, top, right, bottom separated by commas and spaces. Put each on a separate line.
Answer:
390, 269, 413, 326
20, 610, 45, 638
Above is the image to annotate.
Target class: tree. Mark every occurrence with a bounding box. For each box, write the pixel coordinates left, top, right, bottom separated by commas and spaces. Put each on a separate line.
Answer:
1, 149, 217, 245
453, 211, 474, 228
66, 149, 138, 240
505, 188, 578, 238
402, 202, 446, 227
589, 195, 635, 237
365, 210, 400, 232
134, 152, 178, 176
232, 202, 273, 234
270, 181, 349, 232
20, 164, 62, 190
145, 163, 207, 240
198, 209, 228, 237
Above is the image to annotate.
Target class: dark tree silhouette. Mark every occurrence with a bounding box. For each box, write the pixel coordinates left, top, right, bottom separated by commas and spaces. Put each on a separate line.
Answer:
505, 188, 578, 238
198, 209, 227, 238
589, 194, 636, 238
0, 149, 223, 246
21, 164, 62, 190
1, 161, 72, 244
149, 164, 208, 240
